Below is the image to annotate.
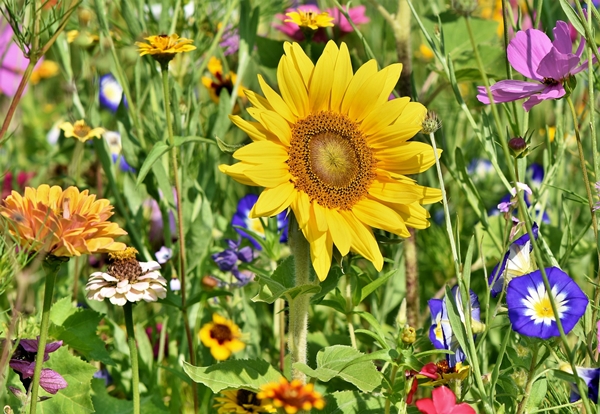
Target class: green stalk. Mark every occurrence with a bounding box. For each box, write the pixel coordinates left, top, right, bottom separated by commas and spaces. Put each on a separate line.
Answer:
383, 364, 399, 414
288, 214, 312, 384
123, 302, 140, 414
160, 63, 198, 412
29, 255, 67, 414
344, 274, 357, 349
515, 344, 539, 414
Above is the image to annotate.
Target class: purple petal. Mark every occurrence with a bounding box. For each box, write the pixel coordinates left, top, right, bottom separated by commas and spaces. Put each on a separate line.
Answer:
537, 48, 580, 80
507, 28, 553, 80
236, 246, 254, 263
477, 81, 546, 105
44, 341, 63, 354
9, 360, 35, 377
522, 84, 565, 111
211, 249, 238, 271
552, 21, 573, 54
39, 369, 68, 394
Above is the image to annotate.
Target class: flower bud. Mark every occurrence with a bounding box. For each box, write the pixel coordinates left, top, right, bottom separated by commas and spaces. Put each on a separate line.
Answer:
508, 137, 527, 156
451, 0, 478, 16
401, 326, 416, 345
421, 111, 442, 134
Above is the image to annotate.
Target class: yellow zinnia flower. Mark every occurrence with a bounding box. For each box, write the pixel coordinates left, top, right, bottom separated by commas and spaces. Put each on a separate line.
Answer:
135, 34, 196, 63
214, 389, 276, 414
201, 56, 246, 103
0, 184, 127, 257
220, 41, 442, 280
60, 120, 105, 142
199, 314, 245, 360
285, 9, 334, 31
258, 378, 325, 413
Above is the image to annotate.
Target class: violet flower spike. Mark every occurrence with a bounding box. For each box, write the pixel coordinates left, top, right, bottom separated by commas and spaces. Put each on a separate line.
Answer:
477, 21, 594, 111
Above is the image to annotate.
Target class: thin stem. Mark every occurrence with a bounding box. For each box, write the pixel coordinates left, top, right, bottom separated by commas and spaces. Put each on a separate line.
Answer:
384, 364, 399, 414
288, 214, 312, 384
516, 344, 539, 414
404, 229, 419, 327
160, 63, 198, 412
533, 0, 543, 30
344, 275, 357, 349
123, 302, 140, 414
29, 256, 66, 414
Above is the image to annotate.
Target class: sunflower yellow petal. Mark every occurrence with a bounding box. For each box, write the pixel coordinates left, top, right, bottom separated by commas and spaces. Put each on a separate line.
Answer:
245, 89, 273, 111
377, 143, 441, 174
251, 182, 295, 217
323, 208, 351, 255
292, 191, 311, 230
284, 42, 314, 88
311, 202, 329, 232
347, 64, 402, 122
247, 108, 292, 146
369, 123, 423, 147
377, 63, 403, 104
304, 221, 333, 281
278, 57, 309, 119
353, 197, 410, 237
245, 163, 291, 188
258, 74, 296, 123
340, 211, 383, 271
309, 41, 337, 113
218, 163, 259, 186
330, 42, 353, 112
230, 115, 268, 142
340, 59, 378, 117
368, 178, 426, 204
361, 97, 410, 136
393, 101, 427, 127
233, 140, 289, 164
393, 202, 431, 229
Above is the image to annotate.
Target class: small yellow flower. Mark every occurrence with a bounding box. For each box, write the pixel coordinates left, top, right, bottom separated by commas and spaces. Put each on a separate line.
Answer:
199, 314, 245, 360
285, 9, 334, 31
0, 184, 127, 257
31, 60, 59, 84
60, 120, 105, 142
258, 378, 325, 414
214, 389, 276, 414
136, 34, 196, 63
202, 57, 246, 104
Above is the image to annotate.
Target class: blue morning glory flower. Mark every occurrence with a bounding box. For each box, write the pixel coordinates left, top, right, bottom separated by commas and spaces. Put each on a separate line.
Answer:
489, 223, 538, 298
99, 73, 126, 112
428, 286, 481, 368
506, 267, 588, 339
232, 194, 289, 250
569, 367, 600, 403
527, 163, 544, 188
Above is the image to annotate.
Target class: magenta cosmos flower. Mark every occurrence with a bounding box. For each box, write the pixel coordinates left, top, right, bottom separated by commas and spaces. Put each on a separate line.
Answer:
477, 21, 591, 111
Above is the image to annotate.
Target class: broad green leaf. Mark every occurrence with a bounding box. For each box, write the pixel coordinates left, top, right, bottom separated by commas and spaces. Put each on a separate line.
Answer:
252, 256, 321, 303
36, 347, 97, 414
526, 379, 547, 410
91, 379, 168, 414
292, 345, 382, 392
49, 298, 113, 365
321, 391, 391, 414
183, 359, 282, 393
136, 142, 169, 185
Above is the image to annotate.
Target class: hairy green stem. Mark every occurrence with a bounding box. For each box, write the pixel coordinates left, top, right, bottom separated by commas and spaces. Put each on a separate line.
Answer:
404, 230, 419, 328
160, 63, 198, 412
123, 302, 140, 414
516, 345, 539, 414
29, 256, 66, 414
288, 214, 311, 383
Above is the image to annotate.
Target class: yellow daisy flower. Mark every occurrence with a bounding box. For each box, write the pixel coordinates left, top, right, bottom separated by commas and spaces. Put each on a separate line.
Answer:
257, 378, 325, 413
0, 184, 127, 257
199, 314, 245, 360
285, 9, 334, 31
202, 56, 247, 103
220, 41, 442, 281
135, 34, 196, 63
214, 389, 276, 414
60, 120, 105, 142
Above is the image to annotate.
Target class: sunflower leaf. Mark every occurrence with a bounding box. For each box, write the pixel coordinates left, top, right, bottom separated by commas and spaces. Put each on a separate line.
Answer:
182, 359, 282, 393
252, 256, 321, 303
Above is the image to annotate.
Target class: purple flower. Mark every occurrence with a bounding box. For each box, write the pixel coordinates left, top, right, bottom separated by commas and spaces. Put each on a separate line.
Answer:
477, 21, 592, 111
9, 338, 68, 395
220, 26, 240, 56
99, 74, 126, 112
490, 223, 538, 297
506, 267, 588, 339
93, 367, 113, 387
569, 367, 600, 403
428, 286, 481, 368
232, 194, 288, 250
212, 239, 254, 271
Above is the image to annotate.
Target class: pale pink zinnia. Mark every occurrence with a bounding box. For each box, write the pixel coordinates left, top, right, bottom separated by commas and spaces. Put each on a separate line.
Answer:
477, 21, 593, 111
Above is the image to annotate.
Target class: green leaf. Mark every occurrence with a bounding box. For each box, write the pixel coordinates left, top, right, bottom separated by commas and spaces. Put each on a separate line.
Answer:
91, 379, 168, 414
252, 256, 321, 303
321, 391, 390, 414
355, 311, 391, 349
36, 347, 97, 414
526, 378, 547, 410
49, 298, 113, 365
292, 345, 382, 392
183, 359, 283, 393
136, 142, 169, 186
173, 136, 215, 147
559, 0, 585, 36
216, 136, 245, 153
255, 37, 285, 68
360, 269, 395, 302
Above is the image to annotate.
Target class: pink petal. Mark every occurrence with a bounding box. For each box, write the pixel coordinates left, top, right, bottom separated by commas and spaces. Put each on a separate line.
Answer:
536, 48, 580, 80
9, 360, 35, 377
476, 81, 545, 104
328, 5, 369, 33
522, 84, 565, 111
416, 397, 437, 414
39, 369, 68, 394
449, 403, 476, 414
507, 28, 553, 80
432, 386, 457, 413
552, 21, 573, 54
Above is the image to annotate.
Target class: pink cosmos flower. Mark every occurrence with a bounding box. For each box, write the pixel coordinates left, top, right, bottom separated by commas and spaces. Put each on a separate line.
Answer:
415, 386, 476, 414
274, 4, 369, 42
477, 21, 592, 112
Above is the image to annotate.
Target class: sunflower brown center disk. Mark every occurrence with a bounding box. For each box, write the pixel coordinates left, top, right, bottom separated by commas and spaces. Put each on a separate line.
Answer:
288, 111, 376, 210
210, 323, 233, 344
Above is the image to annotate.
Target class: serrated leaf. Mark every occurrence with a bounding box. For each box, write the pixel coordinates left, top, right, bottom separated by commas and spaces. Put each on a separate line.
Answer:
321, 391, 390, 414
292, 345, 382, 392
183, 359, 282, 393
252, 256, 321, 303
90, 379, 168, 413
36, 347, 97, 414
49, 298, 113, 365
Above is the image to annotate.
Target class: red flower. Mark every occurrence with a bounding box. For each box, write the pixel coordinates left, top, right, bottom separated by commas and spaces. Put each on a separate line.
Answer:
415, 386, 475, 414
406, 363, 439, 404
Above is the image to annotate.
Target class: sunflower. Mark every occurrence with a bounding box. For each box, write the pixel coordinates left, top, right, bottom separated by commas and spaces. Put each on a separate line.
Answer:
199, 314, 245, 360
60, 120, 105, 142
257, 377, 324, 413
0, 185, 127, 256
220, 41, 442, 280
214, 389, 276, 414
136, 34, 196, 63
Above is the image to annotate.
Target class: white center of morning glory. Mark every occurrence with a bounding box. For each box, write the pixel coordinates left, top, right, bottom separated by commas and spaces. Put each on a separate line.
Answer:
521, 283, 569, 325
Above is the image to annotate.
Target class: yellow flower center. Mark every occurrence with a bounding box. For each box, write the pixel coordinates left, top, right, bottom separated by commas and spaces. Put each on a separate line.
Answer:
533, 296, 555, 319
74, 123, 92, 138
109, 247, 139, 261
210, 323, 233, 344
288, 111, 376, 210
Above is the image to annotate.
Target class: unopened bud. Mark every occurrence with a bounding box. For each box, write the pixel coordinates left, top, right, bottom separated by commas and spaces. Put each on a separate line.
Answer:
401, 326, 416, 345
421, 111, 442, 134
451, 0, 478, 16
471, 319, 486, 334
508, 137, 527, 156
202, 275, 219, 290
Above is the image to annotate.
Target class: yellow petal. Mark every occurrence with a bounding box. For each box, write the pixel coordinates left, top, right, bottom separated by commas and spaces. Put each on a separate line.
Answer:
251, 182, 295, 217
323, 208, 351, 255
340, 59, 378, 117
353, 197, 410, 237
292, 191, 311, 230
245, 163, 291, 188
330, 43, 353, 112
377, 63, 403, 104
247, 108, 293, 147
284, 42, 314, 88
245, 89, 273, 112
368, 178, 426, 204
304, 220, 333, 281
211, 345, 232, 361
278, 56, 309, 119
339, 210, 383, 270
347, 64, 402, 122
309, 41, 337, 113
368, 123, 423, 148
377, 143, 441, 175
218, 163, 259, 186
311, 202, 329, 232
393, 202, 431, 229
393, 101, 427, 127
361, 97, 410, 136
258, 74, 296, 123
230, 115, 268, 142
233, 140, 289, 164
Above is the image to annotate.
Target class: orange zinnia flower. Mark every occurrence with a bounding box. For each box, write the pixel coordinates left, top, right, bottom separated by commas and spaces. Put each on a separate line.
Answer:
0, 184, 127, 257
258, 378, 325, 413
